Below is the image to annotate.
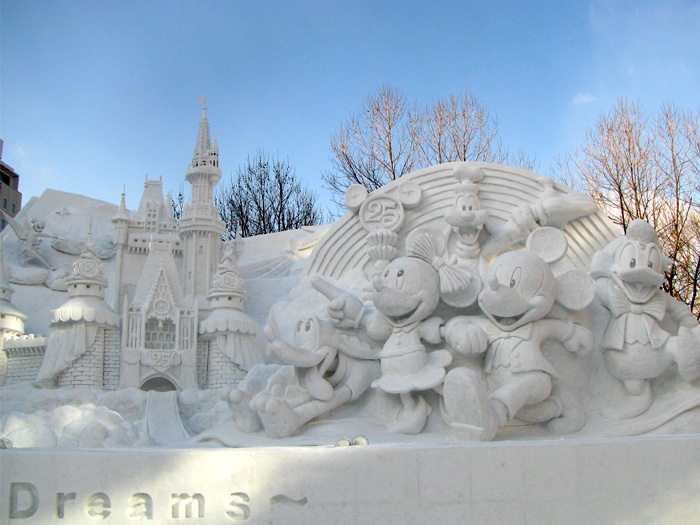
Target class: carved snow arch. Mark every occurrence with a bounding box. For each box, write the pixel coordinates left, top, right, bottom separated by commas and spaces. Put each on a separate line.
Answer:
140, 375, 177, 392
306, 162, 620, 278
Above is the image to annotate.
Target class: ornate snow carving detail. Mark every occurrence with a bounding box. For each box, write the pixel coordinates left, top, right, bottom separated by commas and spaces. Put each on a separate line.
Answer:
147, 270, 176, 321
5, 138, 700, 450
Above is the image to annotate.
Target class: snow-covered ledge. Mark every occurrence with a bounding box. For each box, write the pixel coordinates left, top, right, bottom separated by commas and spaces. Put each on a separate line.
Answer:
3, 435, 700, 524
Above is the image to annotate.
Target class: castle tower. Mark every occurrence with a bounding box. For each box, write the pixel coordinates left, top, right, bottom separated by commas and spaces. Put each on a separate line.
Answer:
0, 238, 26, 337
36, 233, 119, 388
199, 234, 263, 388
111, 188, 130, 310
179, 98, 226, 304
0, 238, 26, 387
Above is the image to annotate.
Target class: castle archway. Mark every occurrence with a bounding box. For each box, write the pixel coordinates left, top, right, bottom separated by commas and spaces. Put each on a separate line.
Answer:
140, 376, 177, 392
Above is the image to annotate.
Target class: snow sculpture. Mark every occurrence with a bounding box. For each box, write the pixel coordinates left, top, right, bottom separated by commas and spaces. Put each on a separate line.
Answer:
313, 228, 469, 433
35, 233, 119, 388
227, 310, 379, 438
5, 103, 700, 450
199, 233, 264, 388
0, 211, 57, 270
345, 179, 423, 272
442, 164, 597, 307
592, 218, 700, 419
442, 228, 594, 440
0, 238, 26, 338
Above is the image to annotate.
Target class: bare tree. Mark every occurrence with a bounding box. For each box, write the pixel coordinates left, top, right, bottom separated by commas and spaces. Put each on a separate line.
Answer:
555, 98, 700, 317
170, 183, 185, 220
215, 150, 323, 237
323, 85, 536, 207
323, 85, 419, 206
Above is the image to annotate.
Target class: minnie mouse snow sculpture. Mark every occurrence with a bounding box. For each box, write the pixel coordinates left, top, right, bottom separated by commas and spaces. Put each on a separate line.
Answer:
442, 228, 594, 440
313, 228, 471, 434
592, 219, 700, 419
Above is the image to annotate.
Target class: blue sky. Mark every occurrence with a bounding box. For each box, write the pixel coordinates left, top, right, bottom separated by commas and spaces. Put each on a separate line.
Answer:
2, 0, 700, 214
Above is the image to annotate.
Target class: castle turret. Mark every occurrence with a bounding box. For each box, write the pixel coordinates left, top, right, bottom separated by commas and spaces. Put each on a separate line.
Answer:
179, 98, 226, 303
0, 238, 26, 337
199, 234, 263, 388
0, 238, 26, 387
36, 233, 119, 388
111, 187, 130, 310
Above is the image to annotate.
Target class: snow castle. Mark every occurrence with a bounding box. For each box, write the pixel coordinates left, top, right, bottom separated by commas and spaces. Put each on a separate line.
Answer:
0, 103, 263, 394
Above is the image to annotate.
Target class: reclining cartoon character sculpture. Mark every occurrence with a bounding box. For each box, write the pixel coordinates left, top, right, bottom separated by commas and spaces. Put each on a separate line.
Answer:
442, 228, 594, 440
591, 219, 700, 419
315, 228, 471, 434
227, 311, 380, 438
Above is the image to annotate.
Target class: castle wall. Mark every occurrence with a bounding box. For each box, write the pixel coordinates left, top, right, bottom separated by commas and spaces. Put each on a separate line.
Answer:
0, 343, 7, 385
2, 336, 47, 385
197, 341, 209, 388
206, 340, 245, 389
57, 328, 105, 389
103, 329, 121, 390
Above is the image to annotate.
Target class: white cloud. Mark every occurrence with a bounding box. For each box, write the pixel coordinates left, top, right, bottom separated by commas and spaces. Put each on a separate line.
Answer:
572, 92, 597, 105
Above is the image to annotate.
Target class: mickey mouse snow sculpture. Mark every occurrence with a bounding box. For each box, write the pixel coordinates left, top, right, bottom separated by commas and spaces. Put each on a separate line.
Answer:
592, 219, 700, 419
314, 228, 471, 434
442, 228, 594, 440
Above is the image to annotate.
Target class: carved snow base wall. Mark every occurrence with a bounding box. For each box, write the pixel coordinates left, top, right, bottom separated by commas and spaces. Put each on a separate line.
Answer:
57, 328, 106, 389
3, 436, 700, 524
103, 330, 121, 391
2, 337, 47, 386
206, 342, 246, 389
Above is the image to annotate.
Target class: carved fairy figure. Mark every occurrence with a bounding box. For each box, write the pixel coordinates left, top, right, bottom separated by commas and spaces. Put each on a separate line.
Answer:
315, 228, 471, 434
591, 219, 700, 419
227, 312, 380, 438
0, 210, 57, 269
442, 228, 594, 440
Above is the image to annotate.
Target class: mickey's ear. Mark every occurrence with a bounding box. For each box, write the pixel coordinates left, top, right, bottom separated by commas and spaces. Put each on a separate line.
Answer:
555, 270, 594, 311
526, 227, 568, 264
589, 249, 612, 279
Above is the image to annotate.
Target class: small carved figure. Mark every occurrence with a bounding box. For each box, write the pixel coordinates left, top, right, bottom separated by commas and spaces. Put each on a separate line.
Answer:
591, 219, 700, 419
316, 229, 471, 434
0, 211, 57, 269
442, 165, 597, 307
443, 228, 594, 440
227, 313, 380, 438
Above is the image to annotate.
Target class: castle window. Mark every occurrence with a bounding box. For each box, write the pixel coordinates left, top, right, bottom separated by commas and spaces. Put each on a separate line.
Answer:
2, 199, 6, 209
144, 317, 176, 350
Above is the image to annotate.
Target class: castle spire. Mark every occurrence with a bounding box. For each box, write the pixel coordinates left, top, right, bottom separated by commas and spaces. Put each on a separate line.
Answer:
180, 98, 226, 301
192, 96, 212, 166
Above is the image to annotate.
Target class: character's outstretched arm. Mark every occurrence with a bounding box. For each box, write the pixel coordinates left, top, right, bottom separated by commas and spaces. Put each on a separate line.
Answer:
0, 209, 29, 240
536, 319, 593, 356
312, 275, 392, 340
